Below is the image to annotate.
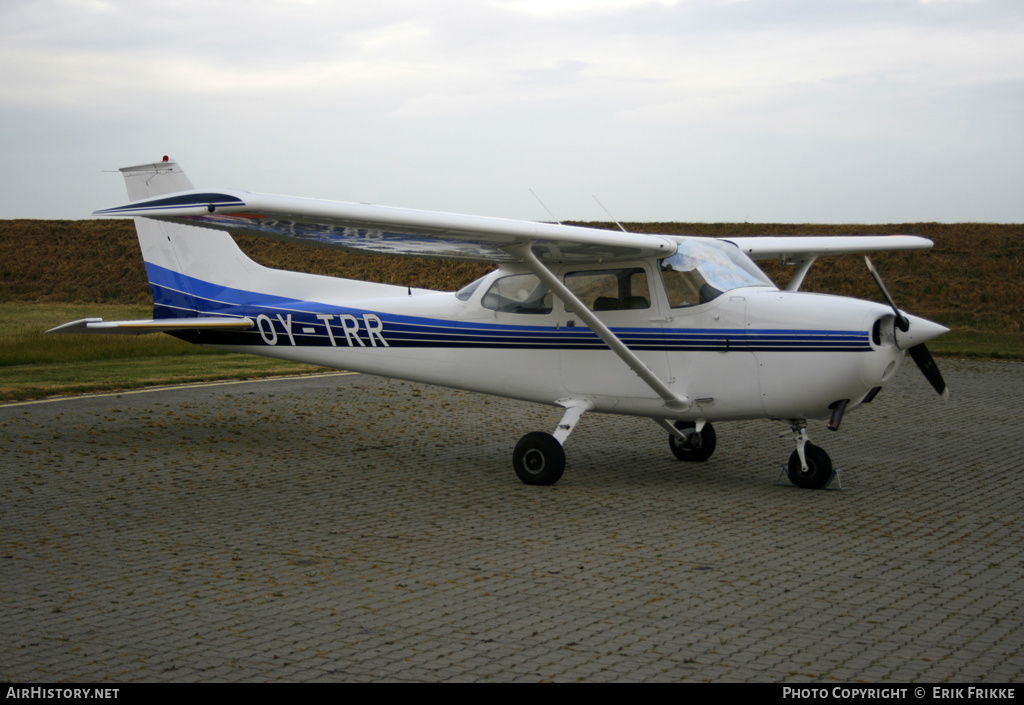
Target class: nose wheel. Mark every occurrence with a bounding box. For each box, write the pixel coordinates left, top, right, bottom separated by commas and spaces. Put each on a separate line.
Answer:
782, 422, 836, 489
786, 443, 833, 489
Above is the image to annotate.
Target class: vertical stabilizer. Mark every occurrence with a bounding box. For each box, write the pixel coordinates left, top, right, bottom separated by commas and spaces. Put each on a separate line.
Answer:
116, 158, 260, 319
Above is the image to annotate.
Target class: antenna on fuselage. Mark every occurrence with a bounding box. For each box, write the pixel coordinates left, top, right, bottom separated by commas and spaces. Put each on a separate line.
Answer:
592, 195, 629, 233
529, 189, 562, 225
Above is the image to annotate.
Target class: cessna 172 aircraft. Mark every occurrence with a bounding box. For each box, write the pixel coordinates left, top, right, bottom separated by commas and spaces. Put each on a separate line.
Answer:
51, 157, 949, 489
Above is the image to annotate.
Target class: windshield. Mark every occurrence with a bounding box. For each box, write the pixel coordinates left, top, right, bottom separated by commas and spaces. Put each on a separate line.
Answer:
660, 237, 775, 307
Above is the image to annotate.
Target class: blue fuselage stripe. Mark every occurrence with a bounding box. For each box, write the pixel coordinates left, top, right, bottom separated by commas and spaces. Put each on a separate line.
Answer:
146, 265, 873, 352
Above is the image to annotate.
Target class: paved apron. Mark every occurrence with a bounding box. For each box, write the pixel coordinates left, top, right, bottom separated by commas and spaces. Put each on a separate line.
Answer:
1, 360, 1021, 682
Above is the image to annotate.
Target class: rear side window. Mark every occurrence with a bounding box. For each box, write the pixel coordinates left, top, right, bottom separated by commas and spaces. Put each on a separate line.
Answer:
455, 275, 487, 301
481, 274, 553, 314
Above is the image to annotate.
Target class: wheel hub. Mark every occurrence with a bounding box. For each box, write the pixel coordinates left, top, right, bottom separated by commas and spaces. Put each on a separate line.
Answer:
522, 449, 546, 473
681, 431, 701, 451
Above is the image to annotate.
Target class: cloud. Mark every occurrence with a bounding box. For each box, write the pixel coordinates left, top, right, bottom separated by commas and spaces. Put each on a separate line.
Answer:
1, 0, 1022, 222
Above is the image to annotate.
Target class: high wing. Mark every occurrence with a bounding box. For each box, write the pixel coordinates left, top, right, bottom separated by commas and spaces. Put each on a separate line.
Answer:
722, 234, 933, 292
93, 189, 676, 265
724, 235, 933, 260
91, 181, 938, 304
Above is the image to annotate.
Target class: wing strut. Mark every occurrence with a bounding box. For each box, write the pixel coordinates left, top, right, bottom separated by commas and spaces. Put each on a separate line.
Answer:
785, 256, 818, 292
511, 244, 691, 412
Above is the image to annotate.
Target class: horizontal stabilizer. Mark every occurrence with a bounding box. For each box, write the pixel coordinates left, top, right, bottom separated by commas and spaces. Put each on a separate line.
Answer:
47, 317, 253, 335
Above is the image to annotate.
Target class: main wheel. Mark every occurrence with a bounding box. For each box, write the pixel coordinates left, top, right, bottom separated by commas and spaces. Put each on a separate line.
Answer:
668, 421, 717, 462
513, 432, 566, 486
787, 443, 833, 489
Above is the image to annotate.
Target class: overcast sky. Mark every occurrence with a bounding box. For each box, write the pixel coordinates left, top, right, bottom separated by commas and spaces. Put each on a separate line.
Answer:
2, 0, 1022, 223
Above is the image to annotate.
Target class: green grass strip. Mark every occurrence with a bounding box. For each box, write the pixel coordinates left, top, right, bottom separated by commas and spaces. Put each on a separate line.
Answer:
0, 354, 326, 403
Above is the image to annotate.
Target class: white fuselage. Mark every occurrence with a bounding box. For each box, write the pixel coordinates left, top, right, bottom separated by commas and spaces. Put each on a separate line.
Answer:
198, 262, 910, 424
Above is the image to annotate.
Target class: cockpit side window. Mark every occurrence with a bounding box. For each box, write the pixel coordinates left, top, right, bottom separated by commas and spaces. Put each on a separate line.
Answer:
661, 265, 721, 308
564, 268, 650, 312
660, 238, 775, 308
481, 273, 553, 314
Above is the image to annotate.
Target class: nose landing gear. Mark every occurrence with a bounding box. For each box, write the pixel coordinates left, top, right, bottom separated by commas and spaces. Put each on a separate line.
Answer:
781, 421, 836, 489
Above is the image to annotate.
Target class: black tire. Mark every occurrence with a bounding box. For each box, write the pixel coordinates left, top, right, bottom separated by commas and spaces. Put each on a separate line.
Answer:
668, 421, 717, 462
513, 432, 566, 485
787, 443, 833, 489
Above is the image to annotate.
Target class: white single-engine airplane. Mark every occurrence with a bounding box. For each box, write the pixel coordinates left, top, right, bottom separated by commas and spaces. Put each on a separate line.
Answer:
52, 157, 949, 489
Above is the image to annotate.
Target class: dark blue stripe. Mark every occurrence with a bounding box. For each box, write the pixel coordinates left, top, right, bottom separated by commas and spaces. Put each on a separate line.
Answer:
146, 264, 872, 352
96, 193, 245, 214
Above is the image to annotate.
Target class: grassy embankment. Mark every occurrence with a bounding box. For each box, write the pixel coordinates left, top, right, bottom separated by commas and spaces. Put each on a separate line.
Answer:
2, 219, 1021, 402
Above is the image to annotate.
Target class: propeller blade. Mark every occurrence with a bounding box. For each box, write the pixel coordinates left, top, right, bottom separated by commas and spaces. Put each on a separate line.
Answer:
864, 258, 948, 399
908, 343, 949, 400
864, 256, 910, 332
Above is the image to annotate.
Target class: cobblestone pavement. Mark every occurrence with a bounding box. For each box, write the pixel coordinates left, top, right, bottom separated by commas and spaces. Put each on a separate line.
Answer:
1, 360, 1022, 682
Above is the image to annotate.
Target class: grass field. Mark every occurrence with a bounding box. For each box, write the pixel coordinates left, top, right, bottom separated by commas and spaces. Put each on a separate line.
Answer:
0, 303, 324, 402
1, 219, 1021, 402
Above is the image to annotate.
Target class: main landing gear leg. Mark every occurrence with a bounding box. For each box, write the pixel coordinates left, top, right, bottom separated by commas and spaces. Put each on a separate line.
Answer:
512, 400, 591, 486
780, 421, 835, 489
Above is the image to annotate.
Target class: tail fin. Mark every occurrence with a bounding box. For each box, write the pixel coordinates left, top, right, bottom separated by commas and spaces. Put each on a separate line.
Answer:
113, 157, 411, 321
118, 158, 263, 319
